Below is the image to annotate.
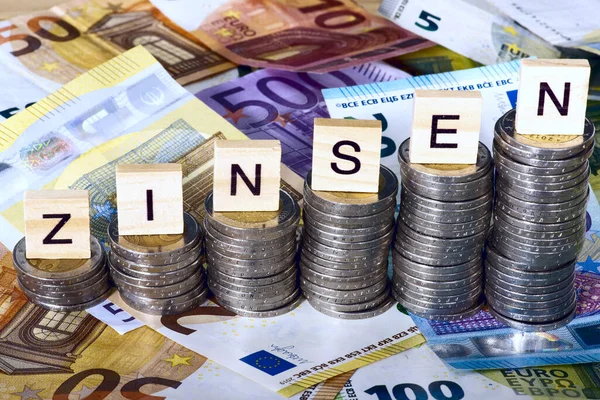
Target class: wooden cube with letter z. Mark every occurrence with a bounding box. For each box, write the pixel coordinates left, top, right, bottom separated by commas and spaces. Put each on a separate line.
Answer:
409, 90, 482, 164
312, 118, 382, 193
24, 190, 91, 259
515, 59, 590, 135
115, 163, 184, 235
213, 140, 281, 212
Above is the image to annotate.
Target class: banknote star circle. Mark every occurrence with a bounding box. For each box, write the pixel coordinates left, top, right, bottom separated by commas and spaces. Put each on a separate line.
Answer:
274, 112, 292, 128
39, 62, 60, 72
503, 25, 518, 36
216, 28, 233, 37
105, 2, 123, 12
224, 10, 241, 19
71, 384, 97, 400
577, 255, 600, 272
164, 353, 193, 367
11, 386, 43, 400
222, 108, 249, 124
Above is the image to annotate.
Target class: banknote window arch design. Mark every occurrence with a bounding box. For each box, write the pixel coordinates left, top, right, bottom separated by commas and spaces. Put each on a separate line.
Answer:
31, 310, 86, 342
131, 34, 196, 64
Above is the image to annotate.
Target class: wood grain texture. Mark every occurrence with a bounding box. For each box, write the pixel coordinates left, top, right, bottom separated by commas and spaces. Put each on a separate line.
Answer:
515, 59, 590, 135
115, 163, 184, 235
213, 140, 281, 212
410, 90, 482, 164
24, 190, 91, 259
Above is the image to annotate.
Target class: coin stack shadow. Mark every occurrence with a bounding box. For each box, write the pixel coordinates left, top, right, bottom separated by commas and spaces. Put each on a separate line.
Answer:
486, 108, 593, 331
204, 189, 302, 317
392, 138, 492, 321
299, 166, 397, 319
13, 235, 111, 311
107, 211, 207, 315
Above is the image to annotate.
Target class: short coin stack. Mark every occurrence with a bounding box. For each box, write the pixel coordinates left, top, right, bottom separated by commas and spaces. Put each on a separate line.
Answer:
204, 189, 302, 317
393, 138, 492, 321
300, 166, 397, 319
13, 235, 111, 311
486, 108, 593, 331
108, 211, 207, 315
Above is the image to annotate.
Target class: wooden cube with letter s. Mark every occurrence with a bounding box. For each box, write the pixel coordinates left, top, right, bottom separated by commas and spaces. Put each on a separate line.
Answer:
311, 118, 382, 193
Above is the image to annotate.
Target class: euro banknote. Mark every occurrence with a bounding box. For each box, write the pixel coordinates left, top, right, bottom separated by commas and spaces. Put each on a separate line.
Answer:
0, 0, 234, 90
149, 0, 433, 72
195, 62, 410, 178
336, 345, 600, 399
491, 0, 600, 54
378, 0, 560, 65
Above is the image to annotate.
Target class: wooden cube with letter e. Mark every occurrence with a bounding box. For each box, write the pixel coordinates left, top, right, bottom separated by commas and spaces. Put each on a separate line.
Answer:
24, 189, 91, 259
213, 140, 281, 212
515, 59, 590, 135
115, 163, 184, 235
409, 90, 482, 164
311, 118, 382, 193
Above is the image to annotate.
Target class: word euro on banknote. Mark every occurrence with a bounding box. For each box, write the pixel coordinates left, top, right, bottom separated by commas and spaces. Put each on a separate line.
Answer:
323, 60, 520, 177
378, 0, 560, 65
409, 195, 600, 370
0, 0, 233, 97
196, 63, 410, 178
150, 0, 432, 72
335, 345, 600, 400
491, 0, 600, 54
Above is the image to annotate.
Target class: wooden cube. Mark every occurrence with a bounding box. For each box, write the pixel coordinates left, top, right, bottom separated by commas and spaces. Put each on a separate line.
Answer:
409, 90, 482, 164
24, 190, 91, 259
515, 59, 590, 135
312, 118, 382, 193
115, 164, 183, 235
213, 140, 281, 212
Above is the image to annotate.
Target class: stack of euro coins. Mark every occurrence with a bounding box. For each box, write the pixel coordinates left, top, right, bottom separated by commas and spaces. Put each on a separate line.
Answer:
107, 211, 207, 315
299, 166, 397, 319
13, 236, 111, 311
393, 138, 492, 321
204, 189, 302, 317
486, 108, 593, 331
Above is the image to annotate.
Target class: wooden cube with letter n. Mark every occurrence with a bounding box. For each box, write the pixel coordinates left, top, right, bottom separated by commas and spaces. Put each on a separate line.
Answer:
24, 190, 91, 259
312, 118, 382, 193
213, 140, 281, 212
515, 59, 590, 135
115, 163, 184, 235
409, 90, 482, 164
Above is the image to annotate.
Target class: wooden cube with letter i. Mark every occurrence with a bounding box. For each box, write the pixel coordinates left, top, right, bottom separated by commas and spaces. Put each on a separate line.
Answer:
311, 118, 382, 193
115, 163, 184, 235
23, 189, 91, 259
409, 90, 482, 164
212, 140, 281, 212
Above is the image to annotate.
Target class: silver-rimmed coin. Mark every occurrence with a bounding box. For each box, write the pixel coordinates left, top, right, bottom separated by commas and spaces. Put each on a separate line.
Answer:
396, 281, 481, 305
301, 280, 387, 305
303, 221, 393, 248
205, 189, 300, 240
206, 251, 295, 278
304, 166, 398, 217
487, 304, 575, 332
301, 242, 388, 270
301, 263, 387, 291
485, 260, 575, 287
208, 268, 297, 295
398, 138, 492, 183
485, 250, 576, 278
113, 269, 205, 299
393, 290, 483, 321
204, 217, 296, 249
485, 278, 575, 303
400, 165, 493, 193
108, 212, 201, 264
393, 288, 482, 314
401, 194, 492, 224
496, 176, 589, 204
401, 175, 492, 202
485, 270, 575, 295
17, 271, 109, 303
205, 229, 295, 259
302, 232, 390, 262
397, 220, 487, 249
498, 108, 595, 160
394, 269, 482, 292
206, 239, 296, 267
303, 224, 394, 251
400, 208, 490, 236
301, 256, 386, 278
303, 202, 395, 229
495, 156, 589, 185
396, 227, 482, 255
120, 284, 208, 316
209, 278, 296, 304
108, 245, 201, 274
393, 254, 482, 282
300, 276, 387, 300
484, 285, 574, 310
493, 223, 583, 248
492, 140, 582, 176
497, 164, 590, 192
393, 274, 481, 297
109, 256, 202, 287
304, 287, 390, 313
491, 229, 583, 254
19, 266, 107, 295
13, 236, 105, 285
308, 294, 394, 320
489, 235, 581, 266
487, 292, 576, 322
394, 240, 481, 267
215, 291, 302, 318
402, 184, 493, 211
494, 207, 585, 233
21, 285, 112, 312
303, 212, 394, 242
208, 263, 296, 287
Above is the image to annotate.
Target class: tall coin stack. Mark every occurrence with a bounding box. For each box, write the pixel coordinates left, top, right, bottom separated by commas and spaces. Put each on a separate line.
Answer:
486, 109, 593, 331
13, 236, 111, 311
204, 189, 302, 317
393, 138, 492, 321
300, 166, 397, 319
108, 211, 207, 315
